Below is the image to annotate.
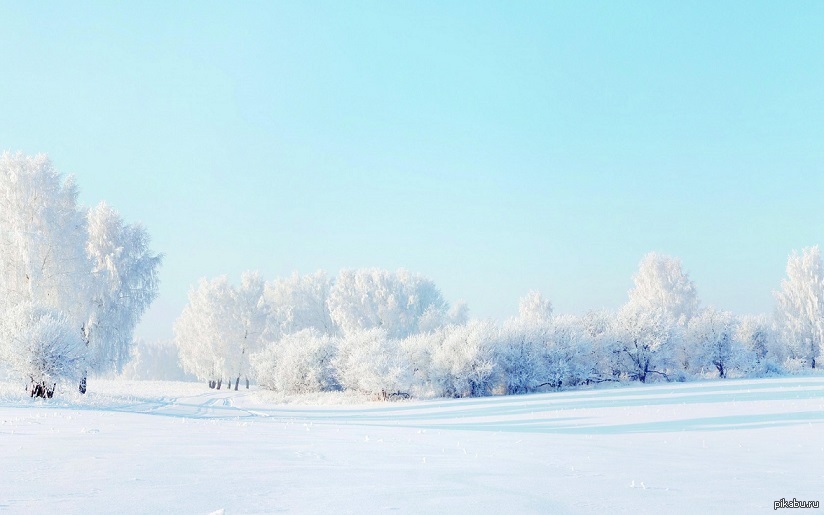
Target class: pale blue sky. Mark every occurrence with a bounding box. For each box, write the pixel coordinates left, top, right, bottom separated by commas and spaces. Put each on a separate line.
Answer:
2, 2, 823, 341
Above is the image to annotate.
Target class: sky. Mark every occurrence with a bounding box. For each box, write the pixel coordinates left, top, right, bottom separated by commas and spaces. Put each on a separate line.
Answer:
1, 2, 823, 342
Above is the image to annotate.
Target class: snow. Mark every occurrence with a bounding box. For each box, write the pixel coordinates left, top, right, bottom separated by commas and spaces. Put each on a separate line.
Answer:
1, 377, 822, 514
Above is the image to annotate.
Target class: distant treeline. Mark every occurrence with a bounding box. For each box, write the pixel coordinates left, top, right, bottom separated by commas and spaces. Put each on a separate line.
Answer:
174, 249, 824, 397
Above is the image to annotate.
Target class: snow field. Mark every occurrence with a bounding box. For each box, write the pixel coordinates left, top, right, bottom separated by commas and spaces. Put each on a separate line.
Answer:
1, 376, 822, 514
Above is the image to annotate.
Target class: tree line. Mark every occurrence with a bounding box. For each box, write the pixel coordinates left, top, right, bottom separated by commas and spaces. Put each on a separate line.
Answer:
2, 151, 822, 400
173, 249, 824, 398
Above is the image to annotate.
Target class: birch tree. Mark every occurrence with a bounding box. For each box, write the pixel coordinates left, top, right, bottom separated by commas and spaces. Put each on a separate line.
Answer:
0, 152, 161, 395
774, 246, 824, 369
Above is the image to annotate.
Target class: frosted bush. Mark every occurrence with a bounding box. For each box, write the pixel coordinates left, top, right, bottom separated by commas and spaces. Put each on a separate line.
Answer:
0, 303, 86, 387
431, 321, 501, 397
334, 329, 414, 397
497, 324, 550, 394
252, 329, 338, 394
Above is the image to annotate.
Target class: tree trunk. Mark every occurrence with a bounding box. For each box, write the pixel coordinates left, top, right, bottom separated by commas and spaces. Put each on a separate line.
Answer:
216, 379, 222, 389
245, 377, 250, 389
234, 377, 239, 391
79, 377, 87, 394
208, 380, 215, 389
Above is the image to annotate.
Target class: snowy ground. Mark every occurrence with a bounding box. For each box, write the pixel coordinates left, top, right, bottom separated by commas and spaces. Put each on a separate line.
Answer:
1, 377, 822, 514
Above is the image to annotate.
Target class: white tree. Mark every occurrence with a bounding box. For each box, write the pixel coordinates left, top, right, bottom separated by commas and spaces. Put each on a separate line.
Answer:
626, 252, 699, 323
0, 153, 161, 395
174, 273, 267, 389
497, 323, 550, 394
262, 270, 335, 339
611, 253, 695, 383
497, 291, 562, 393
174, 276, 234, 386
430, 321, 500, 397
516, 290, 553, 326
399, 329, 448, 397
85, 202, 161, 374
328, 268, 450, 338
0, 303, 86, 396
230, 271, 267, 389
251, 329, 338, 394
686, 308, 742, 378
540, 315, 596, 389
500, 315, 596, 393
736, 314, 784, 375
447, 301, 470, 326
0, 152, 91, 328
334, 328, 414, 397
774, 246, 824, 369
614, 307, 678, 383
582, 310, 624, 381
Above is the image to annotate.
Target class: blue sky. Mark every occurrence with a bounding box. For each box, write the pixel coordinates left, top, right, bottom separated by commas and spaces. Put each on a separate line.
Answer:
2, 2, 823, 341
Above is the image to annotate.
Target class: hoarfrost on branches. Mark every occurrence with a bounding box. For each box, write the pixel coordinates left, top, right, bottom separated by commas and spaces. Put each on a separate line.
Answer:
174, 273, 266, 389
251, 329, 338, 394
263, 271, 335, 339
335, 329, 414, 397
0, 303, 86, 387
626, 252, 699, 323
174, 245, 824, 400
0, 153, 161, 394
687, 308, 744, 378
328, 268, 450, 338
516, 290, 553, 326
774, 246, 824, 369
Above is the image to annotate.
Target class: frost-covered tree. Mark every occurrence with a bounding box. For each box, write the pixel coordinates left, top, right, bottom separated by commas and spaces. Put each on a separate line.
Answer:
500, 293, 589, 393
0, 153, 91, 327
251, 329, 338, 394
500, 308, 593, 394
736, 314, 784, 375
0, 303, 86, 395
446, 301, 470, 326
177, 267, 465, 392
774, 246, 824, 369
516, 290, 553, 326
174, 273, 267, 389
497, 323, 550, 394
230, 272, 267, 388
263, 270, 335, 339
686, 309, 742, 378
614, 307, 677, 383
540, 315, 597, 388
174, 277, 233, 386
430, 321, 500, 397
582, 310, 624, 381
328, 268, 450, 338
85, 202, 161, 374
611, 252, 695, 382
626, 252, 699, 323
399, 329, 447, 397
334, 328, 414, 397
0, 153, 161, 394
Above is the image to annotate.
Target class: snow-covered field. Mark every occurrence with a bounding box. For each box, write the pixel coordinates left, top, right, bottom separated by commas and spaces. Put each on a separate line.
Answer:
1, 377, 822, 514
